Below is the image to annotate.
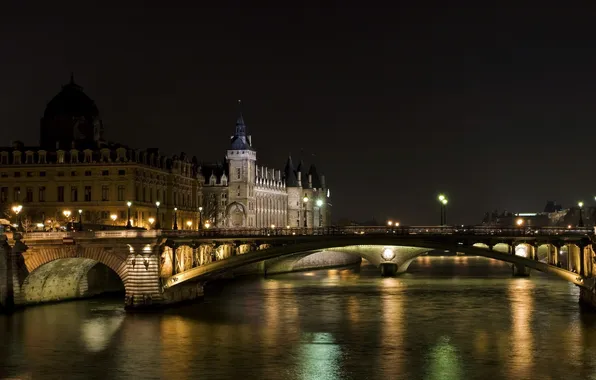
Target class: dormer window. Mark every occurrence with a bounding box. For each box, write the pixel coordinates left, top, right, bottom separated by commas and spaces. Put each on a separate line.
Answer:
57, 150, 65, 163
0, 152, 8, 165
221, 174, 228, 186
100, 148, 110, 162
25, 151, 34, 164
116, 147, 126, 162
209, 174, 216, 185
70, 149, 79, 163
38, 150, 47, 164
84, 149, 93, 163
13, 151, 22, 164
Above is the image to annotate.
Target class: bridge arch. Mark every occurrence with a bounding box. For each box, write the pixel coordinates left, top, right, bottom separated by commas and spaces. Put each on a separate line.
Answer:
18, 246, 127, 305
164, 236, 593, 289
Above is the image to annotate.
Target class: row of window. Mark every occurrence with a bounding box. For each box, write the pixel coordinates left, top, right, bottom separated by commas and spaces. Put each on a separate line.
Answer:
1, 185, 127, 203
0, 169, 126, 178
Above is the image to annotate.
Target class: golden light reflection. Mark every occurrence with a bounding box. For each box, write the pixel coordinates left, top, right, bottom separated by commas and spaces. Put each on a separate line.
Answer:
81, 315, 125, 353
507, 279, 534, 379
426, 336, 463, 380
378, 277, 405, 377
347, 295, 360, 324
159, 315, 194, 378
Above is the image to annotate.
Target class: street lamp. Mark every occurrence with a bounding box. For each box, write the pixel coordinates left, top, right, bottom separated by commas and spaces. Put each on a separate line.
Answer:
302, 196, 308, 228
387, 220, 393, 226
204, 221, 211, 229
110, 214, 117, 225
316, 198, 324, 227
148, 217, 155, 228
155, 201, 161, 229
173, 207, 178, 230
516, 218, 524, 226
78, 209, 83, 231
438, 195, 448, 225
198, 206, 203, 230
186, 220, 192, 230
578, 201, 584, 227
126, 202, 132, 229
12, 204, 22, 231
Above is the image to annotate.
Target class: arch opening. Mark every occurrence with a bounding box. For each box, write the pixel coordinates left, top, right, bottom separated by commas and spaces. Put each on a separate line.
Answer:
20, 258, 124, 305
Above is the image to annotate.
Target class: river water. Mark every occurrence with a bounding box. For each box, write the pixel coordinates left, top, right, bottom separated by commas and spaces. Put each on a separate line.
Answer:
2, 256, 596, 380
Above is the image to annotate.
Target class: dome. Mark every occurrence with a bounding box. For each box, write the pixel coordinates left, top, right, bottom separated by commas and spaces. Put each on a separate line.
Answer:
43, 79, 99, 120
40, 74, 104, 149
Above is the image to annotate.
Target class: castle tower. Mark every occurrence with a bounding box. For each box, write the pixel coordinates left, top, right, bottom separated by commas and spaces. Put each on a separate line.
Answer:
226, 102, 256, 227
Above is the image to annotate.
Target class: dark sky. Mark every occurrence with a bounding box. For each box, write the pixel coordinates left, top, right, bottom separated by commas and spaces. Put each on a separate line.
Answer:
1, 2, 596, 225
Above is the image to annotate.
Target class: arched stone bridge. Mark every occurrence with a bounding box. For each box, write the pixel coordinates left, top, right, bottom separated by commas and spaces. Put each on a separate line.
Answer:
1, 225, 595, 312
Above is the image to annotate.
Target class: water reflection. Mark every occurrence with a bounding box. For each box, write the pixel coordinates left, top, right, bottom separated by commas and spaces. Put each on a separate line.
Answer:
298, 332, 342, 380
507, 279, 534, 379
0, 257, 594, 380
426, 336, 463, 380
81, 313, 125, 352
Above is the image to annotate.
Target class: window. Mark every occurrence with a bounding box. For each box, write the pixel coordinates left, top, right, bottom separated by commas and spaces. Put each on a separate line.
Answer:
118, 185, 125, 201
71, 186, 78, 202
39, 171, 46, 177
236, 168, 241, 179
101, 211, 109, 219
26, 172, 33, 177
237, 186, 241, 196
14, 172, 20, 178
39, 187, 46, 202
25, 188, 33, 202
84, 186, 92, 201
0, 154, 7, 164
118, 169, 125, 176
0, 187, 7, 202
102, 185, 109, 201
0, 172, 6, 178
102, 170, 109, 176
57, 186, 64, 202
13, 187, 20, 201
135, 185, 140, 201
57, 171, 64, 177
71, 171, 77, 177
119, 210, 126, 219
85, 170, 92, 176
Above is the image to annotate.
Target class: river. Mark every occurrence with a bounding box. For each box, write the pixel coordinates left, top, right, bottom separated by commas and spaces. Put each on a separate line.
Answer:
2, 256, 596, 380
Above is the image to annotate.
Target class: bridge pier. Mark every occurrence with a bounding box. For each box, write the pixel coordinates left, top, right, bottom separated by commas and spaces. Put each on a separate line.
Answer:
379, 262, 398, 276
511, 263, 530, 277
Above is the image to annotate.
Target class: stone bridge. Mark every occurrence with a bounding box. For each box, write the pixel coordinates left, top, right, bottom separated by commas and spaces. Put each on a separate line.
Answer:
1, 225, 595, 312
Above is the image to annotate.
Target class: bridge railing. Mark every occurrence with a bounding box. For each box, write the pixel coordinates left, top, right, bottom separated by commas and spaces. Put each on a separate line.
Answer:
12, 225, 593, 241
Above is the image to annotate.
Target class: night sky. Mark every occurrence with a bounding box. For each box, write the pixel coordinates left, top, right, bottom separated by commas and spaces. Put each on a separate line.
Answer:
1, 3, 595, 225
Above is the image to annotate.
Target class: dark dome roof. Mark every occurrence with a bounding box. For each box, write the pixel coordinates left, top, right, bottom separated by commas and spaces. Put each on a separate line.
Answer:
43, 77, 99, 120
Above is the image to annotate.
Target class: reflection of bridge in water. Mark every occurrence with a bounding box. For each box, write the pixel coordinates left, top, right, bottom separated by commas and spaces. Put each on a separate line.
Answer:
1, 225, 595, 312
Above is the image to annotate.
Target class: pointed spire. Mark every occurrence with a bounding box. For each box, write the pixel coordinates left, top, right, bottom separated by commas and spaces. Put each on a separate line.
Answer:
309, 164, 322, 189
284, 155, 298, 187
235, 99, 246, 136
229, 99, 254, 151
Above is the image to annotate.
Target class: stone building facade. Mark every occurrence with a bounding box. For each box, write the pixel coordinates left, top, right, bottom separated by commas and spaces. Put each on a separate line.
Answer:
0, 77, 331, 231
0, 77, 200, 230
199, 114, 331, 229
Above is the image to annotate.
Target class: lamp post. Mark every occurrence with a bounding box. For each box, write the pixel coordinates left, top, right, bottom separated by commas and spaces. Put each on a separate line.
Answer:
578, 201, 584, 227
198, 206, 203, 230
78, 209, 83, 231
173, 207, 178, 230
110, 214, 117, 226
438, 195, 448, 225
63, 210, 71, 231
12, 205, 22, 231
126, 202, 132, 229
302, 196, 308, 228
316, 198, 324, 227
155, 201, 161, 229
